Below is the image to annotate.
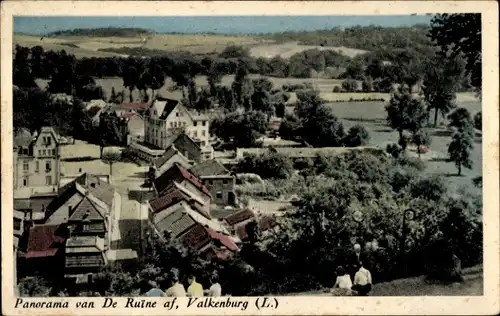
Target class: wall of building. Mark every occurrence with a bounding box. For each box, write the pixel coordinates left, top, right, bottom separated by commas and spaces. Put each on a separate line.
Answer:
203, 176, 236, 205
180, 180, 212, 205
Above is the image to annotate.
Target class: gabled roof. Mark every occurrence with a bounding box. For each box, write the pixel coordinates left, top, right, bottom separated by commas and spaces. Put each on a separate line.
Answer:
68, 196, 105, 221
181, 223, 240, 252
148, 98, 180, 119
25, 224, 68, 259
155, 163, 212, 198
190, 159, 230, 177
224, 209, 256, 226
149, 182, 208, 217
154, 146, 184, 169
45, 173, 114, 221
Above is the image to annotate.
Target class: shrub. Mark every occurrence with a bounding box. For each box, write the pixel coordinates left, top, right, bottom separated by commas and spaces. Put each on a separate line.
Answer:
342, 79, 359, 92
343, 124, 370, 147
332, 86, 342, 93
386, 142, 403, 158
235, 152, 294, 179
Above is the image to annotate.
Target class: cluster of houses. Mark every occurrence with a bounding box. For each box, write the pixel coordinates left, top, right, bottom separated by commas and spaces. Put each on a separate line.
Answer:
13, 96, 278, 294
13, 126, 135, 292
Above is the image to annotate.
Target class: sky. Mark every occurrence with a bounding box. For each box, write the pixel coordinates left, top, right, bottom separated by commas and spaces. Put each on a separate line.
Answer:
14, 15, 434, 35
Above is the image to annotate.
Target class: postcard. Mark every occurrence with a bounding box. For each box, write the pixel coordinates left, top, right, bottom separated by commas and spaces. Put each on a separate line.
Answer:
1, 1, 499, 315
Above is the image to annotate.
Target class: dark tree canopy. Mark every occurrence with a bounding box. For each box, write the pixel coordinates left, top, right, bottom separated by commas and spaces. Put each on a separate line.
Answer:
429, 14, 482, 90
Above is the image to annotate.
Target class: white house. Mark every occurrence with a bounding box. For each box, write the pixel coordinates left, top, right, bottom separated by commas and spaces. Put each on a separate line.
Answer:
144, 98, 213, 160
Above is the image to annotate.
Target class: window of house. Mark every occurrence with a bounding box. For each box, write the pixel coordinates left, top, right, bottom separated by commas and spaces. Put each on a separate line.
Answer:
52, 149, 56, 156
14, 219, 21, 231
35, 161, 39, 172
202, 130, 206, 136
170, 122, 174, 128
176, 112, 179, 117
42, 149, 46, 155
45, 161, 51, 171
23, 178, 28, 186
201, 141, 206, 146
39, 150, 42, 156
193, 131, 198, 137
46, 175, 52, 185
194, 121, 198, 127
23, 162, 29, 171
46, 137, 51, 145
23, 148, 28, 155
216, 192, 223, 199
202, 121, 207, 126
223, 180, 229, 185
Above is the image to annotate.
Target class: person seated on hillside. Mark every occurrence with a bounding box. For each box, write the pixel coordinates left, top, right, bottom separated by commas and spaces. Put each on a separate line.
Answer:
165, 268, 187, 297
145, 281, 166, 297
186, 274, 204, 297
352, 261, 372, 296
204, 274, 222, 297
331, 265, 353, 296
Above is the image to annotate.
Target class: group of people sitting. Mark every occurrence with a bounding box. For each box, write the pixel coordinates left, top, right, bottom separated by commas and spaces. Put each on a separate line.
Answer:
331, 261, 373, 296
145, 268, 222, 297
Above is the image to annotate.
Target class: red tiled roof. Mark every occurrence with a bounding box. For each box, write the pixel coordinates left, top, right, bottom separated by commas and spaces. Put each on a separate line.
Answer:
25, 225, 67, 259
120, 112, 137, 119
152, 185, 210, 218
155, 164, 212, 198
206, 227, 240, 252
205, 246, 233, 261
224, 209, 255, 226
180, 224, 212, 250
235, 224, 249, 240
181, 224, 240, 252
119, 102, 148, 111
259, 215, 279, 231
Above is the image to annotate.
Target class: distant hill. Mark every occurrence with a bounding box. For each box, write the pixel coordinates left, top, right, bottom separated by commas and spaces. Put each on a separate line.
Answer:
47, 27, 153, 38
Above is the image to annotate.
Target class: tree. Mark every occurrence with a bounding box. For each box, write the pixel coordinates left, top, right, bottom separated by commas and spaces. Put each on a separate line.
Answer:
344, 124, 370, 147
344, 58, 365, 80
279, 114, 303, 141
411, 130, 432, 158
102, 151, 122, 179
96, 112, 123, 158
429, 14, 482, 91
122, 57, 142, 102
18, 276, 52, 297
14, 45, 37, 88
447, 131, 473, 176
361, 77, 374, 92
385, 87, 427, 150
447, 107, 474, 135
213, 111, 268, 148
473, 111, 482, 131
341, 79, 358, 92
422, 55, 463, 126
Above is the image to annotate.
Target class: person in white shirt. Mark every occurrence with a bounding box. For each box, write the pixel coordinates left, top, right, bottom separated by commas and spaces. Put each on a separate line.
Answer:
352, 261, 372, 296
204, 275, 222, 297
331, 265, 353, 296
165, 268, 186, 297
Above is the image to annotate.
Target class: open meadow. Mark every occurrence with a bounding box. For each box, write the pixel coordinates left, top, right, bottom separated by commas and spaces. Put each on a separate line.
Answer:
14, 33, 369, 59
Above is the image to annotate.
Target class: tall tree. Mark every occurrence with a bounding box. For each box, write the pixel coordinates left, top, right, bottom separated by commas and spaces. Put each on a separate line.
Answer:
429, 14, 482, 92
102, 151, 122, 179
448, 131, 473, 176
13, 45, 37, 88
385, 87, 427, 150
422, 55, 463, 126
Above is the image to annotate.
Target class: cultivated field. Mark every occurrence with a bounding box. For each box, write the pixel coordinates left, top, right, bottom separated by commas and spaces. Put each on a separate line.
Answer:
249, 41, 368, 59
15, 33, 367, 58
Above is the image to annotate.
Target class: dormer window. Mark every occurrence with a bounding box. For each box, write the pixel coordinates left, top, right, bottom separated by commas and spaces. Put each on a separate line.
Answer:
23, 148, 28, 155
